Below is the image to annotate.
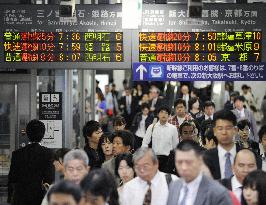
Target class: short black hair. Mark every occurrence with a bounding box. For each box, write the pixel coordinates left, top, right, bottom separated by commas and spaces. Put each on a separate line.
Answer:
176, 140, 202, 156
179, 120, 196, 135
204, 101, 215, 109
241, 84, 249, 90
47, 180, 82, 204
114, 153, 134, 177
113, 115, 126, 127
83, 120, 101, 144
141, 103, 150, 111
97, 133, 114, 161
26, 119, 45, 142
259, 125, 266, 142
157, 105, 171, 115
234, 95, 245, 103
188, 97, 200, 111
113, 130, 134, 149
213, 109, 237, 126
230, 91, 239, 98
80, 169, 119, 205
242, 170, 266, 205
174, 99, 186, 108
202, 126, 218, 146
237, 119, 251, 130
54, 148, 70, 161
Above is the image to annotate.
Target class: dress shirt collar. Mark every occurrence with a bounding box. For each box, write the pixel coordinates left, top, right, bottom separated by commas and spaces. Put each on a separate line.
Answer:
218, 144, 236, 158
182, 173, 203, 190
157, 121, 170, 127
204, 114, 213, 120
138, 171, 161, 187
232, 175, 242, 191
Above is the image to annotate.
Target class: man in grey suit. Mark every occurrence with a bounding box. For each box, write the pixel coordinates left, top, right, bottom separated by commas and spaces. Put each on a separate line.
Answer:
167, 140, 233, 205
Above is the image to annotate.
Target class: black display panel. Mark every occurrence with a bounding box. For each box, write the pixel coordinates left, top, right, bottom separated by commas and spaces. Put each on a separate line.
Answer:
0, 4, 131, 69
3, 32, 123, 62
139, 31, 262, 62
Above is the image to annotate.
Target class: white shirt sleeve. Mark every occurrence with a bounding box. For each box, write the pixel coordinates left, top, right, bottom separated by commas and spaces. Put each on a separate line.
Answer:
142, 124, 154, 147
172, 125, 179, 149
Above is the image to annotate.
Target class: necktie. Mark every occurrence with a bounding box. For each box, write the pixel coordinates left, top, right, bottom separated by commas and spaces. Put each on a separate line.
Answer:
127, 96, 131, 114
179, 185, 188, 205
143, 181, 152, 205
224, 152, 233, 178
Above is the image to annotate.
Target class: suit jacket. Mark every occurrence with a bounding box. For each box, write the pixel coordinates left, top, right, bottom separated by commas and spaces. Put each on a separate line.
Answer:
220, 176, 233, 190
204, 145, 262, 180
119, 95, 140, 128
203, 145, 240, 180
231, 108, 258, 142
167, 175, 233, 205
148, 97, 165, 116
8, 143, 55, 205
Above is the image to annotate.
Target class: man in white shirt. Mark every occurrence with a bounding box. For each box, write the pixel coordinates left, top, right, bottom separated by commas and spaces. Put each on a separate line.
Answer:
142, 105, 179, 172
220, 149, 257, 203
121, 147, 177, 205
167, 140, 232, 205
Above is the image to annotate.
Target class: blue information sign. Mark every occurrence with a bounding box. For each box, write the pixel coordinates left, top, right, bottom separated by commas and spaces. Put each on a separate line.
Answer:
133, 62, 266, 81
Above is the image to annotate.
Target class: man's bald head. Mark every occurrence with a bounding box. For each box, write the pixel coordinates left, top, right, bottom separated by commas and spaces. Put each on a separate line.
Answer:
233, 149, 257, 184
233, 149, 257, 165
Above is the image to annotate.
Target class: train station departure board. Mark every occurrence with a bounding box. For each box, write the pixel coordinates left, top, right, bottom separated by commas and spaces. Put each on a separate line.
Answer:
139, 31, 262, 62
3, 32, 123, 62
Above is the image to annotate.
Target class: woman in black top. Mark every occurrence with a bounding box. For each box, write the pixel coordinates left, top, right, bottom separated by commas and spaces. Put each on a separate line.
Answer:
83, 120, 104, 169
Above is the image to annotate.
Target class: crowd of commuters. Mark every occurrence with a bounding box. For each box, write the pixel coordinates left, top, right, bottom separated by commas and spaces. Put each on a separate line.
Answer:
7, 82, 266, 205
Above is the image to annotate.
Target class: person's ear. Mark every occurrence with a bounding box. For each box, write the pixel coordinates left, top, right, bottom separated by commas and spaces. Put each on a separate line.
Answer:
87, 166, 90, 173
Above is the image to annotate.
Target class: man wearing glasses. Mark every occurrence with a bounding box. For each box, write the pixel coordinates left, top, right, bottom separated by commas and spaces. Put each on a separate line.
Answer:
121, 147, 177, 205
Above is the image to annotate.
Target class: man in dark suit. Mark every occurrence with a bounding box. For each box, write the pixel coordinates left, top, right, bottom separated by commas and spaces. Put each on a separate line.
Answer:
148, 87, 164, 117
167, 140, 232, 205
196, 101, 215, 136
204, 109, 239, 180
119, 87, 139, 129
220, 149, 258, 202
8, 119, 55, 205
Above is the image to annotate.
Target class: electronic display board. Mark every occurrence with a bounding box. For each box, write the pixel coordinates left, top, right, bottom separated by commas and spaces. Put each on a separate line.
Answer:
139, 31, 262, 62
3, 32, 123, 62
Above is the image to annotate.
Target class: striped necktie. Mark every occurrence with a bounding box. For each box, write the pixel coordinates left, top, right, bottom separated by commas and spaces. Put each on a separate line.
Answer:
143, 181, 152, 205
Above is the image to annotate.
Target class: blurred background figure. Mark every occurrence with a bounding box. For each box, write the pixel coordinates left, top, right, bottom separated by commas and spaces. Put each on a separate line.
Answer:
80, 169, 119, 205
53, 148, 70, 182
260, 93, 266, 126
131, 103, 153, 150
119, 87, 139, 130
95, 91, 106, 122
